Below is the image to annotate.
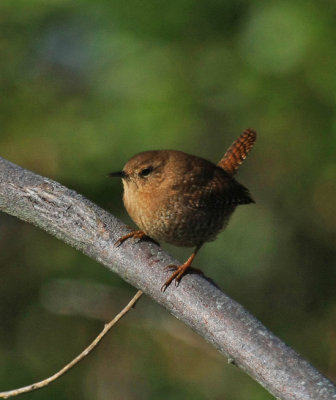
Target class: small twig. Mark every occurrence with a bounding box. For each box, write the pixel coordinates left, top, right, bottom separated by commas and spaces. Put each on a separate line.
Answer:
0, 290, 143, 399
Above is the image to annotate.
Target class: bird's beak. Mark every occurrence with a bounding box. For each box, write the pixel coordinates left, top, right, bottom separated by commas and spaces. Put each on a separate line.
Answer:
108, 170, 127, 179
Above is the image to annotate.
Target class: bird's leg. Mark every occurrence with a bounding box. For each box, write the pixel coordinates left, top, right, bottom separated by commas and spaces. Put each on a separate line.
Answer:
161, 244, 203, 292
115, 230, 148, 247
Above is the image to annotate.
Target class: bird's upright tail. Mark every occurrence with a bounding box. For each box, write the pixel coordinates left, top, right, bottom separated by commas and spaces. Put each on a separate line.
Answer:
217, 129, 256, 176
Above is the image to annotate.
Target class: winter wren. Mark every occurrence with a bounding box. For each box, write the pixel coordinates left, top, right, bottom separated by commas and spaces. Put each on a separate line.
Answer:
110, 129, 256, 291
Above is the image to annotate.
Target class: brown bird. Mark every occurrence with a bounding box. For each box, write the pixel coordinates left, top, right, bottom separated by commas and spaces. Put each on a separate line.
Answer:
110, 129, 256, 291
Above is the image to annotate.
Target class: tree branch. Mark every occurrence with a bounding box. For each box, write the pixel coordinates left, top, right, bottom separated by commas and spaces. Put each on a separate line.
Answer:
0, 156, 335, 400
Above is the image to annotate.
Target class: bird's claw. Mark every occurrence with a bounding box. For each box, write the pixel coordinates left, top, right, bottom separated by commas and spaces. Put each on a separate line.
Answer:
163, 264, 178, 272
114, 230, 147, 247
161, 264, 189, 292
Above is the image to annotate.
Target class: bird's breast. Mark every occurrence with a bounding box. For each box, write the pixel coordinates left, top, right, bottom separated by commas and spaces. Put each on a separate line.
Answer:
123, 184, 234, 247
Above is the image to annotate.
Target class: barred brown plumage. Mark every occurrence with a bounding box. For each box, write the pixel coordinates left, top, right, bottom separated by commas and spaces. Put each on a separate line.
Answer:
218, 129, 257, 176
110, 129, 257, 291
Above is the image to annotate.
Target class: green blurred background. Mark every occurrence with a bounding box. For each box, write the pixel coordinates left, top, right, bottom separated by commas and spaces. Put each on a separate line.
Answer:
1, 1, 336, 399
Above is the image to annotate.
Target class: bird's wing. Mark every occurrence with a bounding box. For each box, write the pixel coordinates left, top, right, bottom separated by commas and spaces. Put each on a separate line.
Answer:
184, 169, 254, 211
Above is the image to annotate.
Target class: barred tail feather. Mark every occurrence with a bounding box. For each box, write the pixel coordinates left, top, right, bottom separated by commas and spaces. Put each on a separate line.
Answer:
218, 129, 256, 176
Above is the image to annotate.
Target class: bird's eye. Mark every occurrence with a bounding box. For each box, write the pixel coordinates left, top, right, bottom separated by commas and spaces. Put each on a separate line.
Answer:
139, 166, 154, 177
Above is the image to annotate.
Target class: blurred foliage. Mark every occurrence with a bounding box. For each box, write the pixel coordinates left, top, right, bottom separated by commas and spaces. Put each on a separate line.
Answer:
0, 0, 336, 399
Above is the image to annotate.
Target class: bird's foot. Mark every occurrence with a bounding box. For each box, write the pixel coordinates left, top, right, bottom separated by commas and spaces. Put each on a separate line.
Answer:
161, 260, 193, 292
115, 230, 148, 247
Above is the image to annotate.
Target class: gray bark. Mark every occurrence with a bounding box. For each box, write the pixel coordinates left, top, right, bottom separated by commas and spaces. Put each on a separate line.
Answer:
0, 156, 335, 400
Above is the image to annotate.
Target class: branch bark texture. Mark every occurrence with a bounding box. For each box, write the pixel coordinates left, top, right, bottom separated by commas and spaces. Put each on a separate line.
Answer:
0, 156, 335, 400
